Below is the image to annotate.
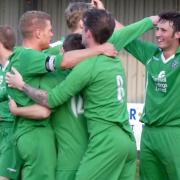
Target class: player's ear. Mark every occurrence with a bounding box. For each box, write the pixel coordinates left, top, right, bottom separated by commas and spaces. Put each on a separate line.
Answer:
0, 41, 3, 49
175, 31, 180, 39
34, 29, 41, 39
61, 47, 65, 54
79, 20, 83, 30
87, 29, 93, 39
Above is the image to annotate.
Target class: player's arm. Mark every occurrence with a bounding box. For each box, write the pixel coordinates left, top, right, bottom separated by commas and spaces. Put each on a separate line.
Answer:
61, 43, 118, 69
108, 16, 159, 51
6, 67, 49, 106
124, 39, 158, 64
7, 60, 92, 108
22, 44, 117, 77
48, 59, 92, 108
9, 98, 51, 119
91, 0, 158, 51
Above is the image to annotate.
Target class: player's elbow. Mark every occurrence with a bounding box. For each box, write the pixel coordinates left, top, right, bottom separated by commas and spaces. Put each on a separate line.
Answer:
61, 54, 73, 69
61, 60, 69, 69
61, 60, 72, 69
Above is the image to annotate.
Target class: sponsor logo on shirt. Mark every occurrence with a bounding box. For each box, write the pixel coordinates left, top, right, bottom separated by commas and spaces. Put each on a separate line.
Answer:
152, 71, 167, 93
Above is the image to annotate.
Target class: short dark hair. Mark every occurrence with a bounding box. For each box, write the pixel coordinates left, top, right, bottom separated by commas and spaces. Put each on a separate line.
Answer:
63, 33, 85, 52
0, 25, 16, 50
159, 11, 180, 33
83, 9, 115, 44
65, 2, 93, 31
19, 10, 51, 38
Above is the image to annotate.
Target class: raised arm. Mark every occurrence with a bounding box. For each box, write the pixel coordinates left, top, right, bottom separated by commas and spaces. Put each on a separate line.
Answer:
108, 16, 159, 51
91, 0, 158, 65
91, 0, 158, 51
124, 39, 158, 65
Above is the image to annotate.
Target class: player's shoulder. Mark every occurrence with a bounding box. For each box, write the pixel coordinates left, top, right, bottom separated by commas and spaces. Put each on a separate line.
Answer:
72, 56, 97, 73
9, 46, 24, 63
81, 56, 98, 66
21, 48, 47, 61
96, 54, 118, 62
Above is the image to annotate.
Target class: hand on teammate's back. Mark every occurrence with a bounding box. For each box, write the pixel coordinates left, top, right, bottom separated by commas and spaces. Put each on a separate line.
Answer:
99, 42, 118, 57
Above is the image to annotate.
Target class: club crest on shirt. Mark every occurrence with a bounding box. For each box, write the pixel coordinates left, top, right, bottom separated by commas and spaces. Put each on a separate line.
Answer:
171, 60, 179, 69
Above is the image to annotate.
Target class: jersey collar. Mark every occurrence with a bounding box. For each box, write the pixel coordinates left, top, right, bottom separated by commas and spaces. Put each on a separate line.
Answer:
1, 60, 9, 71
161, 53, 175, 64
159, 45, 180, 64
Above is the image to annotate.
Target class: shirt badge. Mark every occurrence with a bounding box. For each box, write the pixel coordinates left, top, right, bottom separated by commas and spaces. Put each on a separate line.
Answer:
171, 60, 179, 69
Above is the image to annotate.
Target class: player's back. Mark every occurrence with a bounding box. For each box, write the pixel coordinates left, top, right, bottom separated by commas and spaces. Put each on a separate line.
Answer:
81, 55, 132, 137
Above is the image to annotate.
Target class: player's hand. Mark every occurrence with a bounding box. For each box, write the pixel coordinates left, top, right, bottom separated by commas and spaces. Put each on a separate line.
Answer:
91, 0, 105, 10
149, 15, 160, 26
8, 98, 18, 115
99, 42, 118, 57
6, 67, 25, 91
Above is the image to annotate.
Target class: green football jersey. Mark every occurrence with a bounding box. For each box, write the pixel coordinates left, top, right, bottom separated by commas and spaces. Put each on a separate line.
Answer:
7, 47, 63, 137
125, 40, 180, 126
48, 55, 132, 137
0, 62, 14, 122
41, 40, 88, 170
47, 17, 154, 138
40, 69, 88, 170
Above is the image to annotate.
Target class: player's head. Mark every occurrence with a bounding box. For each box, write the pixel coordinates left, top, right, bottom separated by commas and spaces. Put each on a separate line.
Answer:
0, 25, 16, 51
65, 2, 93, 33
82, 8, 115, 47
156, 11, 180, 49
19, 11, 53, 50
62, 33, 85, 52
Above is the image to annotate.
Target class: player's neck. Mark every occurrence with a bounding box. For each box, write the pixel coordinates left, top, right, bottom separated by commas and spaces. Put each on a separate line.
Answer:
0, 49, 12, 65
22, 39, 41, 51
72, 28, 82, 34
163, 46, 178, 60
86, 39, 100, 48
